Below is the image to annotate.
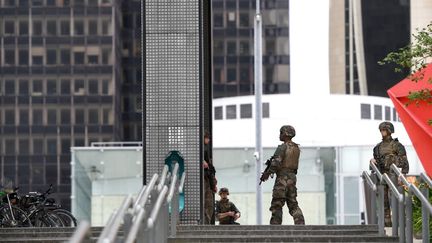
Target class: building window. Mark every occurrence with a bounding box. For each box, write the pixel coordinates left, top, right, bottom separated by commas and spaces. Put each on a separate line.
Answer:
32, 80, 43, 94
393, 108, 397, 122
75, 109, 84, 124
19, 139, 29, 155
47, 79, 57, 94
240, 104, 252, 118
88, 79, 98, 94
19, 80, 29, 95
5, 139, 15, 155
88, 20, 98, 35
32, 21, 43, 35
74, 20, 84, 35
4, 0, 15, 6
239, 13, 249, 27
5, 80, 15, 94
374, 105, 382, 120
385, 106, 391, 121
47, 139, 57, 155
227, 41, 236, 55
5, 50, 15, 65
360, 103, 371, 119
46, 49, 57, 65
33, 139, 43, 155
46, 0, 56, 6
103, 109, 110, 124
88, 109, 99, 124
74, 52, 84, 64
240, 67, 250, 83
226, 105, 236, 119
47, 109, 57, 125
47, 20, 57, 36
33, 109, 43, 125
60, 80, 70, 95
4, 20, 15, 35
102, 20, 111, 35
263, 102, 270, 118
19, 50, 29, 65
32, 0, 43, 6
61, 139, 70, 154
60, 49, 70, 65
214, 68, 222, 83
214, 40, 224, 54
102, 49, 111, 64
74, 79, 85, 94
214, 13, 223, 27
239, 41, 250, 55
5, 110, 15, 125
61, 109, 70, 124
88, 55, 99, 64
19, 21, 29, 35
266, 39, 276, 55
88, 0, 98, 6
60, 20, 70, 36
32, 55, 43, 65
102, 80, 109, 94
227, 68, 236, 83
214, 106, 223, 120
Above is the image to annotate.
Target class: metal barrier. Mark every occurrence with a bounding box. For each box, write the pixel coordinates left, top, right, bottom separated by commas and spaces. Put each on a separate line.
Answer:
362, 162, 432, 243
70, 164, 185, 243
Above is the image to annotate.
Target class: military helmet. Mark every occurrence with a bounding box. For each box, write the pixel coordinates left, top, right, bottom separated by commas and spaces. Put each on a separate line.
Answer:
379, 121, 394, 133
218, 187, 229, 195
280, 125, 296, 138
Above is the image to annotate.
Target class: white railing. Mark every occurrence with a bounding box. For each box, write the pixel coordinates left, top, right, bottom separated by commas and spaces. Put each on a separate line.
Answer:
70, 163, 185, 243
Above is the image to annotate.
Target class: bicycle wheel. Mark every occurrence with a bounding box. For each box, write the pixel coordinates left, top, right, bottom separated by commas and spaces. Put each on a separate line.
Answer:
33, 211, 64, 227
0, 205, 32, 227
51, 209, 77, 227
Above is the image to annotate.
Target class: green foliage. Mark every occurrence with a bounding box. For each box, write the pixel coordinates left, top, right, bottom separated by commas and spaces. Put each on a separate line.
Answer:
380, 22, 432, 125
411, 183, 432, 240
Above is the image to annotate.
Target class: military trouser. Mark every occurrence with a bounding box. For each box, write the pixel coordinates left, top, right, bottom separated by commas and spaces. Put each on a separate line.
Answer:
204, 176, 215, 224
381, 171, 397, 227
269, 173, 305, 225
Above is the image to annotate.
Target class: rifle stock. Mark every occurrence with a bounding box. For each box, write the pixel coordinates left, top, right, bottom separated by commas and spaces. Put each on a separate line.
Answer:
259, 156, 275, 185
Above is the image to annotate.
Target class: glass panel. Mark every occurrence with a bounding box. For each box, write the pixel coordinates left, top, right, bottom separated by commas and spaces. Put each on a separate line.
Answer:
240, 104, 252, 118
47, 109, 57, 125
226, 105, 236, 119
19, 109, 29, 125
214, 106, 222, 120
61, 109, 70, 124
33, 109, 43, 125
47, 79, 57, 94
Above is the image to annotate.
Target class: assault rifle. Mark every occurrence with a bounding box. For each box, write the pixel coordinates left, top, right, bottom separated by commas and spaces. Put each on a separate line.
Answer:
259, 155, 275, 185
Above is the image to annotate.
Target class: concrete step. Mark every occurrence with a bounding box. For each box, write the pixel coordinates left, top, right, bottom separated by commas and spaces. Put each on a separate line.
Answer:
177, 229, 379, 236
177, 224, 379, 231
169, 235, 399, 243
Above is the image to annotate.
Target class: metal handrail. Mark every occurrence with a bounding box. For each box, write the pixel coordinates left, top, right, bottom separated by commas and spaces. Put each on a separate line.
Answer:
97, 195, 134, 243
391, 164, 432, 214
369, 161, 383, 181
133, 174, 158, 211
179, 172, 186, 193
420, 173, 432, 188
362, 171, 377, 192
382, 173, 403, 203
147, 186, 168, 229
69, 221, 91, 243
167, 164, 179, 202
158, 166, 169, 192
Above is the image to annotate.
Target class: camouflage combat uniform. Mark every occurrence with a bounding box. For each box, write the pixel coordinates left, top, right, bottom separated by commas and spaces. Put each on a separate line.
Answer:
204, 140, 217, 224
216, 198, 240, 225
267, 126, 305, 225
373, 122, 409, 227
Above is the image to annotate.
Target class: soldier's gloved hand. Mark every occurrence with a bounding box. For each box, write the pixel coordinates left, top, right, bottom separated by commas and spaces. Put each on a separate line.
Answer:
260, 172, 270, 182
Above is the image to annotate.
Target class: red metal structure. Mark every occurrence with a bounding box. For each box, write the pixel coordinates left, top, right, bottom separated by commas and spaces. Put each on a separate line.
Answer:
388, 64, 432, 176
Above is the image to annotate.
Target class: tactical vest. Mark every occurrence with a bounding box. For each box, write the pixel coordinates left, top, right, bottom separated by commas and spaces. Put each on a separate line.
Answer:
375, 139, 399, 172
280, 141, 300, 171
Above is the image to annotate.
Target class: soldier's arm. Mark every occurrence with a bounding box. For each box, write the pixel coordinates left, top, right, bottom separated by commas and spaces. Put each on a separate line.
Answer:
395, 142, 409, 174
267, 144, 287, 174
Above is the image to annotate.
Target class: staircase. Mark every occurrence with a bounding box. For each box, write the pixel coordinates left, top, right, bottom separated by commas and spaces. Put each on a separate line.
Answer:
0, 227, 104, 243
169, 225, 399, 243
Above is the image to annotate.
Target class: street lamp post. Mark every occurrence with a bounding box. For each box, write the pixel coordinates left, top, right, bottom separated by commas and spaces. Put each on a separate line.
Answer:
254, 0, 263, 225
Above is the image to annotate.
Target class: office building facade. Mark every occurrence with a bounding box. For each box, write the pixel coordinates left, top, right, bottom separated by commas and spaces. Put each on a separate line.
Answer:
0, 0, 121, 208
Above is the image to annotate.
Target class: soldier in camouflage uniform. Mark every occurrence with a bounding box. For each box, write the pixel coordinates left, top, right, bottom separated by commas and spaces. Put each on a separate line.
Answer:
203, 131, 217, 224
370, 121, 409, 227
215, 187, 241, 225
260, 125, 305, 225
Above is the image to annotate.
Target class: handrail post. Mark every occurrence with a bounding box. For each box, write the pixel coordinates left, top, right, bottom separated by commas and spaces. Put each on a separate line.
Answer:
390, 174, 398, 236
421, 186, 429, 243
398, 185, 405, 243
406, 190, 413, 243
371, 186, 377, 224
377, 184, 385, 235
